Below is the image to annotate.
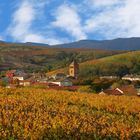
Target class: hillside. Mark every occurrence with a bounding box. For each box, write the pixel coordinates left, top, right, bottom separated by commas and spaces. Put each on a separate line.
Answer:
48, 51, 140, 78
0, 42, 120, 72
80, 51, 140, 77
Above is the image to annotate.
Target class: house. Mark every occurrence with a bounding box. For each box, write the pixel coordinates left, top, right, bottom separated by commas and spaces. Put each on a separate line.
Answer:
99, 85, 137, 96
6, 70, 31, 86
99, 88, 124, 96
122, 75, 140, 81
37, 77, 49, 83
13, 73, 29, 81
6, 70, 28, 80
19, 80, 32, 86
32, 72, 47, 79
100, 76, 118, 80
13, 75, 27, 81
6, 70, 17, 78
49, 78, 72, 87
52, 73, 66, 80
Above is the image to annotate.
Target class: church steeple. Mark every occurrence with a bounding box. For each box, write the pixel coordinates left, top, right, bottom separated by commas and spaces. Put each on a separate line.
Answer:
69, 60, 79, 79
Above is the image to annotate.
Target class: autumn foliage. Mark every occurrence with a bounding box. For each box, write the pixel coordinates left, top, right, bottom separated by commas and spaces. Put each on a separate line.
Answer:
0, 87, 140, 139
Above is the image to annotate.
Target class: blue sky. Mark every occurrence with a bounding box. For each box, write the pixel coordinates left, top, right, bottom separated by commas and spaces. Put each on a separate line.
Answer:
0, 0, 140, 45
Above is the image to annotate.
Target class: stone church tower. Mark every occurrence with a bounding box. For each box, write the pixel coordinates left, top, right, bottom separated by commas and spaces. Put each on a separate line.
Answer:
69, 60, 79, 79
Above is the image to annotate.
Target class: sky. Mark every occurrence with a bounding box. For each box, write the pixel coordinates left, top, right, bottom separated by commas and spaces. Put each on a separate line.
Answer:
0, 0, 140, 45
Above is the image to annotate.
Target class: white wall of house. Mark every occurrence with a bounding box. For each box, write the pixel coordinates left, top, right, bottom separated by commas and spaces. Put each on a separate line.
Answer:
50, 82, 61, 86
19, 81, 31, 86
23, 82, 31, 86
122, 77, 140, 81
49, 80, 72, 87
13, 76, 24, 81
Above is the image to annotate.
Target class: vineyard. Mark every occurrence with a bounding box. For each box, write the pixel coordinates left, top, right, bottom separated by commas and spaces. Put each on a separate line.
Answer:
0, 87, 140, 139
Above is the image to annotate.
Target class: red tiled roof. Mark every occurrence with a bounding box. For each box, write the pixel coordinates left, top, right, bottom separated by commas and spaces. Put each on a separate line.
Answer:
103, 89, 124, 96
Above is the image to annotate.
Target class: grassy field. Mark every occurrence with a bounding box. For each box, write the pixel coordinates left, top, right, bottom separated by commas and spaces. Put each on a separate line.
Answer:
0, 87, 140, 139
80, 51, 140, 67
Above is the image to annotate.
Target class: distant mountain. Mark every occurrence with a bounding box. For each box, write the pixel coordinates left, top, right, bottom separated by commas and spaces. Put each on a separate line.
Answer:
0, 37, 140, 50
0, 40, 5, 43
25, 42, 49, 47
51, 37, 140, 50
0, 41, 49, 47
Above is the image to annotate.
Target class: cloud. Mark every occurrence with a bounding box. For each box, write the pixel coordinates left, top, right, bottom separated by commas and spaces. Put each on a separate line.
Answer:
8, 0, 35, 39
0, 36, 4, 41
84, 0, 140, 39
52, 4, 87, 40
51, 0, 140, 41
87, 0, 122, 7
24, 34, 66, 45
7, 0, 63, 45
5, 0, 140, 44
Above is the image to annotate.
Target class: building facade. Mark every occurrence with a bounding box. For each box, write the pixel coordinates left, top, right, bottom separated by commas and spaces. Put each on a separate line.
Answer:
69, 60, 79, 79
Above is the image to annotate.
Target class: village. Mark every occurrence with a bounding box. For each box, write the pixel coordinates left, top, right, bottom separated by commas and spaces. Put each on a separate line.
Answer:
0, 60, 79, 90
0, 60, 140, 96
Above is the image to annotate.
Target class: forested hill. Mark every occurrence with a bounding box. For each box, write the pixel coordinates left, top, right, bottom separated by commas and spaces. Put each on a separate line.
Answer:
0, 42, 120, 72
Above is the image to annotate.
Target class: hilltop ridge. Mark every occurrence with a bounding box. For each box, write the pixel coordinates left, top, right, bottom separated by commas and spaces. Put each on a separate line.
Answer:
1, 37, 140, 50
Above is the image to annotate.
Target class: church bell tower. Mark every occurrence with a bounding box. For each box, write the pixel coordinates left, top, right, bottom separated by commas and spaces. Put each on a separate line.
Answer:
69, 60, 79, 79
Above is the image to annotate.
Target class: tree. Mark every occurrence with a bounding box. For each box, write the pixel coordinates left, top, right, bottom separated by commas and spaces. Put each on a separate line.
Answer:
91, 79, 112, 93
130, 64, 140, 74
115, 65, 129, 77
